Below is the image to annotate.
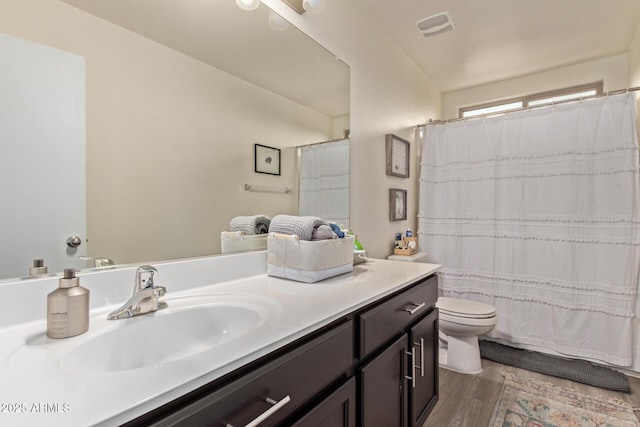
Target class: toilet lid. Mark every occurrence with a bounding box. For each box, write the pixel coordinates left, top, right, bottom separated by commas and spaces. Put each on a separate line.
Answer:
436, 297, 496, 319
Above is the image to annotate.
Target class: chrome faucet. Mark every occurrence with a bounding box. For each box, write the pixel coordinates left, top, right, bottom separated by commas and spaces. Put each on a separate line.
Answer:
107, 265, 167, 320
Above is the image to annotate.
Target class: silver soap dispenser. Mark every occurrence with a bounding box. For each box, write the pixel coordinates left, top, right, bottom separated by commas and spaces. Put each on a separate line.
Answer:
47, 268, 89, 339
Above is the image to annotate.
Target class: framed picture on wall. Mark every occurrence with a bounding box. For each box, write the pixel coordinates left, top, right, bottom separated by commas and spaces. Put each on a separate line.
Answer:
386, 134, 410, 178
254, 144, 281, 176
389, 188, 407, 221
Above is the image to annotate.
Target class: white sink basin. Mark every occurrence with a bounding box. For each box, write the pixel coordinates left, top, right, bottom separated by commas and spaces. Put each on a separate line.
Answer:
9, 293, 280, 375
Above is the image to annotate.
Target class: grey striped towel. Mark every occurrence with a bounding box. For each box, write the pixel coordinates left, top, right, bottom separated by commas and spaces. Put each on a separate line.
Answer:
230, 215, 271, 235
269, 215, 329, 241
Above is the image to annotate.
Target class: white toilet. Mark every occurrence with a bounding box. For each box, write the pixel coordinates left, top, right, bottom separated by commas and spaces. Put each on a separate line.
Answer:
387, 251, 498, 374
436, 297, 497, 374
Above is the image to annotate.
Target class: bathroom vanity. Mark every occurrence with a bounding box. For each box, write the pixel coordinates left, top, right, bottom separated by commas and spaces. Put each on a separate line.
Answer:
129, 272, 439, 427
0, 252, 439, 427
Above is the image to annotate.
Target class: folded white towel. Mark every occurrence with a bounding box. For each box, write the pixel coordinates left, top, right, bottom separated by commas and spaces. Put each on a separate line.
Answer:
230, 215, 271, 235
311, 224, 337, 240
269, 215, 329, 241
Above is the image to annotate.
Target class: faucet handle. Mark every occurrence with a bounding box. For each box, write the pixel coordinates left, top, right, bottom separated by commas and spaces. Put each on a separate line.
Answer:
135, 265, 158, 292
81, 256, 115, 268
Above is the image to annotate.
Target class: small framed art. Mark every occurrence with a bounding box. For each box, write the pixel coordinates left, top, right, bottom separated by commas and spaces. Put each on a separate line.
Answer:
254, 144, 281, 176
389, 188, 407, 221
385, 134, 410, 178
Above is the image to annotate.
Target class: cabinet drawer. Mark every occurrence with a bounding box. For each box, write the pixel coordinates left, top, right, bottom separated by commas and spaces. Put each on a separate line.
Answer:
358, 275, 437, 359
152, 320, 354, 427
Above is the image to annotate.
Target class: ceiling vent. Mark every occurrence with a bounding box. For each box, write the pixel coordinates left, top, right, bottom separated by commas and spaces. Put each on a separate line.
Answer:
417, 12, 455, 38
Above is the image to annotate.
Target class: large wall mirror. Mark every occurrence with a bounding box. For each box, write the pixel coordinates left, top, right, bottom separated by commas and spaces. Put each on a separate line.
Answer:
0, 0, 349, 281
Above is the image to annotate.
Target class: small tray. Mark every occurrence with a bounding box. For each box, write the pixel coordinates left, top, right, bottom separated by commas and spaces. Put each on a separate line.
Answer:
393, 247, 417, 256
393, 236, 417, 255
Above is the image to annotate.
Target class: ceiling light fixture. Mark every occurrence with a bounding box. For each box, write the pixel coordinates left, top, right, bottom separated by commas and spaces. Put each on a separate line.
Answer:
236, 0, 260, 11
282, 0, 325, 14
417, 12, 455, 38
302, 0, 325, 14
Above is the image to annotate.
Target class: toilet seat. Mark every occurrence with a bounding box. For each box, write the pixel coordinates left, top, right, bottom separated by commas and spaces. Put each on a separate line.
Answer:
436, 297, 496, 319
439, 311, 497, 327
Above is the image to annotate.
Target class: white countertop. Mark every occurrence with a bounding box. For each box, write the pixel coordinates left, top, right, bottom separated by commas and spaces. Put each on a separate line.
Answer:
0, 257, 439, 426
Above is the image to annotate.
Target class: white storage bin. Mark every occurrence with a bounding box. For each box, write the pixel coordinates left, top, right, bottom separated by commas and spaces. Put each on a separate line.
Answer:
267, 233, 355, 283
221, 231, 268, 253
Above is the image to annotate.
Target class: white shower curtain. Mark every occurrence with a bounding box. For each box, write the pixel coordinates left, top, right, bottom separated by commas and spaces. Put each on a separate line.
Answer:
298, 139, 349, 227
419, 93, 640, 366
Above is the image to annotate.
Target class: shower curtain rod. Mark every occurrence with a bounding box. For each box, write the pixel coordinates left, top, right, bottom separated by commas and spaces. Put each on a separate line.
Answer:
295, 137, 348, 148
419, 85, 640, 126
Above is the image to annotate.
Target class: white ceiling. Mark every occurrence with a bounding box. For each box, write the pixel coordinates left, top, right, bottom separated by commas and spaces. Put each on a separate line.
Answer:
59, 0, 350, 117
57, 0, 640, 106
353, 0, 640, 93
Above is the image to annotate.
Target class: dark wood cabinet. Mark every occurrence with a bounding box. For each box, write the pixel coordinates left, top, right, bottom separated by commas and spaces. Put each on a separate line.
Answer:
292, 378, 357, 427
358, 276, 438, 358
145, 321, 354, 427
360, 335, 409, 427
129, 274, 439, 427
410, 308, 439, 427
358, 275, 439, 427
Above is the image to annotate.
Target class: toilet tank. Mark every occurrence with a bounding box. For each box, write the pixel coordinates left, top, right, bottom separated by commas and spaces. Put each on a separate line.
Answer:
387, 252, 429, 263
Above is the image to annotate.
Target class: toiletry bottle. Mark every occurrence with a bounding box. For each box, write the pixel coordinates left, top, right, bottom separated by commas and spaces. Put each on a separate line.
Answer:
29, 259, 48, 276
406, 228, 413, 238
47, 268, 89, 339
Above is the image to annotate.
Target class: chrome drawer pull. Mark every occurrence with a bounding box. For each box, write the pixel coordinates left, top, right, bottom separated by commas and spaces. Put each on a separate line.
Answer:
414, 338, 425, 376
404, 347, 416, 388
402, 302, 426, 315
226, 395, 291, 427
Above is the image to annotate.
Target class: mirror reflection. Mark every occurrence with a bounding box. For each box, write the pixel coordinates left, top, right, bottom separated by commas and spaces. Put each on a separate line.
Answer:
0, 0, 350, 281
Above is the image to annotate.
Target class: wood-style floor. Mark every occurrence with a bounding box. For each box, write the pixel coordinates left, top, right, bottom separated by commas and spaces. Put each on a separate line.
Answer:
423, 359, 640, 426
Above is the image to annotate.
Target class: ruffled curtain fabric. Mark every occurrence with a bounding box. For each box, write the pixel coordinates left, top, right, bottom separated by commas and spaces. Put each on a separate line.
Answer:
419, 93, 640, 366
298, 139, 349, 227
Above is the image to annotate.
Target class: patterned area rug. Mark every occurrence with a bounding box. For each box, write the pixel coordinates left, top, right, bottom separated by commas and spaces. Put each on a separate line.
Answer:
489, 373, 640, 427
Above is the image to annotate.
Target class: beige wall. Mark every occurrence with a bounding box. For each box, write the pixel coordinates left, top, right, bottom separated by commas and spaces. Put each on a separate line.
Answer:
628, 24, 640, 87
262, 0, 442, 259
628, 22, 640, 134
2, 0, 337, 264
442, 54, 629, 119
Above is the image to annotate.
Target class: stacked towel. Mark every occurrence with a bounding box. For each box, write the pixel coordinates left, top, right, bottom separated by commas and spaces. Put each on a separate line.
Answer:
312, 224, 336, 240
269, 215, 332, 241
230, 215, 271, 235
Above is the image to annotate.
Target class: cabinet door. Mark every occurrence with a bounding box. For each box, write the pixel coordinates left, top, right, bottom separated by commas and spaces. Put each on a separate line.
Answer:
409, 309, 439, 427
292, 378, 356, 427
360, 335, 409, 427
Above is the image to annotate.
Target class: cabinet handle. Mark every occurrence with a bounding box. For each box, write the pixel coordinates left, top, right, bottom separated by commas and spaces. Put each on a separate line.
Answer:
225, 395, 291, 427
402, 302, 426, 315
413, 338, 425, 376
404, 347, 416, 388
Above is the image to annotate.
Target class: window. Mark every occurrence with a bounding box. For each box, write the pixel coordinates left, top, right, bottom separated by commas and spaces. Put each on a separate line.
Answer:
461, 101, 523, 118
459, 82, 603, 118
